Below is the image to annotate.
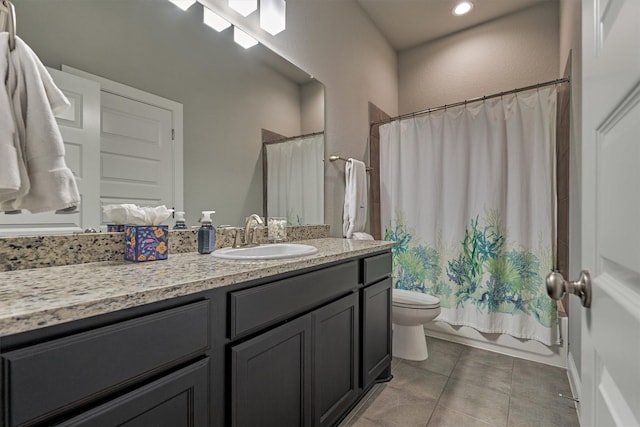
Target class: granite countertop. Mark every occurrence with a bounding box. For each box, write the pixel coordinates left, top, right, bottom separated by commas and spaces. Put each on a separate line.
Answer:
0, 238, 394, 337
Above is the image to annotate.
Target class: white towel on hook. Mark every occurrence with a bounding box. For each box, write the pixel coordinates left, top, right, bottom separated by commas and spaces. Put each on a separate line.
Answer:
343, 158, 368, 239
1, 36, 79, 213
0, 33, 25, 204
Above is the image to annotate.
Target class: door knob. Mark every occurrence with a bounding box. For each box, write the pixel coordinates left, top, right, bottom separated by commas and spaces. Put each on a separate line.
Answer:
545, 270, 592, 308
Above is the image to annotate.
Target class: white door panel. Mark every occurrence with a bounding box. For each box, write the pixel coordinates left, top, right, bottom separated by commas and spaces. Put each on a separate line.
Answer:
99, 91, 174, 221
61, 64, 184, 227
582, 0, 640, 425
0, 69, 101, 236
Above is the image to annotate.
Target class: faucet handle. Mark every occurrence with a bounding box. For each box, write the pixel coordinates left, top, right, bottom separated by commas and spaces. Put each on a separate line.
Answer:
250, 224, 265, 245
234, 229, 243, 248
219, 226, 242, 248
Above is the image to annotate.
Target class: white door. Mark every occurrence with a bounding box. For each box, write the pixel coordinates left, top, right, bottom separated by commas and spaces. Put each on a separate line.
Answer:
581, 0, 640, 425
0, 69, 101, 236
99, 92, 174, 224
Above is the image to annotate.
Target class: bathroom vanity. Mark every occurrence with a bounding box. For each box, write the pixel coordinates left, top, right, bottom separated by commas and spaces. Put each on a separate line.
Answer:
0, 238, 394, 426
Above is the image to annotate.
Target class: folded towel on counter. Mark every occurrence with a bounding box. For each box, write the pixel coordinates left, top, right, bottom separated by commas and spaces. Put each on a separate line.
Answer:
1, 36, 79, 213
343, 158, 368, 239
351, 232, 374, 240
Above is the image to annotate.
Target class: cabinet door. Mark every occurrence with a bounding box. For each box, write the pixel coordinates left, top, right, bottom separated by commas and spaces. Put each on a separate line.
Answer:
231, 316, 312, 427
312, 293, 359, 427
57, 358, 209, 427
3, 300, 209, 427
361, 278, 392, 390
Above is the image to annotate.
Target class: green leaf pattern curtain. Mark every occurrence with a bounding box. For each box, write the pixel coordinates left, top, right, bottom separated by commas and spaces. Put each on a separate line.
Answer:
380, 88, 559, 345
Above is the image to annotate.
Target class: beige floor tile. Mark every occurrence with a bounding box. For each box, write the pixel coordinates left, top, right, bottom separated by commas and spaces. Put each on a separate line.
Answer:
438, 377, 510, 427
428, 405, 498, 427
349, 341, 579, 427
400, 337, 464, 377
360, 383, 437, 427
511, 358, 572, 406
457, 346, 515, 371
451, 354, 513, 394
508, 393, 580, 427
388, 361, 449, 400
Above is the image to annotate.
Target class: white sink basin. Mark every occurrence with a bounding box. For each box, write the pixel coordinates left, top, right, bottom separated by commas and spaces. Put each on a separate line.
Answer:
211, 243, 318, 260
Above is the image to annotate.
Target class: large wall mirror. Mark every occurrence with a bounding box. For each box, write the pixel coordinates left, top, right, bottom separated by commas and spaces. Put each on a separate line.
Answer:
0, 0, 324, 236
263, 130, 324, 226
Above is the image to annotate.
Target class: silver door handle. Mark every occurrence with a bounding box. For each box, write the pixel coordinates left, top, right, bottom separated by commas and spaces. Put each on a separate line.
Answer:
545, 270, 592, 308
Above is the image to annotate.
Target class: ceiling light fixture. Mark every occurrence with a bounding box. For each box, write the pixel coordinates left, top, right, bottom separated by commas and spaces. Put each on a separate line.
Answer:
452, 1, 474, 16
203, 8, 231, 32
229, 0, 257, 17
167, 0, 196, 11
234, 27, 258, 49
260, 0, 286, 36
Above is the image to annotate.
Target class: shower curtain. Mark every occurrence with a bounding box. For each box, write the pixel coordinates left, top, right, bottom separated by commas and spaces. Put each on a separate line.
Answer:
380, 87, 559, 345
266, 133, 324, 225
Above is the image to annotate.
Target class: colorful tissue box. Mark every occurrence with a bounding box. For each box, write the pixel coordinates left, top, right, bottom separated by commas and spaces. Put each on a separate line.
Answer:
124, 225, 169, 262
107, 224, 125, 232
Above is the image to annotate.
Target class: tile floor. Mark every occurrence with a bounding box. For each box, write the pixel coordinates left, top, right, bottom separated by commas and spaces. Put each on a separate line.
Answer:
341, 337, 580, 427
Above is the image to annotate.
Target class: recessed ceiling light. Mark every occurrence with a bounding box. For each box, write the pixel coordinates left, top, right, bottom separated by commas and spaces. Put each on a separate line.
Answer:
260, 0, 286, 36
203, 8, 231, 32
167, 0, 196, 11
453, 1, 474, 16
229, 0, 257, 17
234, 27, 258, 49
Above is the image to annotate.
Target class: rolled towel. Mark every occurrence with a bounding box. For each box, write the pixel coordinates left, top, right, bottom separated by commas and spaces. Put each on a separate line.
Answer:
351, 232, 374, 240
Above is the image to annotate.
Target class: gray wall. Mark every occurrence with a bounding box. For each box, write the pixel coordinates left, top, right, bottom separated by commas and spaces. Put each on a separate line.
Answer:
13, 0, 307, 226
560, 0, 583, 380
398, 2, 559, 113
300, 81, 325, 135
200, 0, 399, 236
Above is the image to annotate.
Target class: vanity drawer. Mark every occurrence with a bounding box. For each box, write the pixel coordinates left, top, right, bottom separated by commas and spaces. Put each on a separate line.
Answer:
2, 300, 210, 427
363, 252, 392, 285
230, 261, 358, 339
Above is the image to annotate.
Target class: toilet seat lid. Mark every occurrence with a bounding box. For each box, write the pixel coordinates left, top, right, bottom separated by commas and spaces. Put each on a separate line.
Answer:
393, 288, 440, 308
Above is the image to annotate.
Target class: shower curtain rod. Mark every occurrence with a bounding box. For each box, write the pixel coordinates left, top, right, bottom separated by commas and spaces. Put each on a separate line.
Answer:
264, 130, 324, 145
370, 77, 570, 126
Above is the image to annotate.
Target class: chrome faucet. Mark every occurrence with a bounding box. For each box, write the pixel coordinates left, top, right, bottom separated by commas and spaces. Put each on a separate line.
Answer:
243, 214, 264, 246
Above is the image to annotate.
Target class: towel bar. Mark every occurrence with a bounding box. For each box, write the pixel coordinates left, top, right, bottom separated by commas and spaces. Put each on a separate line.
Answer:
328, 155, 373, 172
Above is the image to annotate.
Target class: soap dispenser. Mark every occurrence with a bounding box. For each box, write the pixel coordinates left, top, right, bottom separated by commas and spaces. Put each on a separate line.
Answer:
198, 211, 216, 254
173, 211, 187, 229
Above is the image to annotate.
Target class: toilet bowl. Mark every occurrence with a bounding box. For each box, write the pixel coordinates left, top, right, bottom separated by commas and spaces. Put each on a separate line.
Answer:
392, 289, 441, 361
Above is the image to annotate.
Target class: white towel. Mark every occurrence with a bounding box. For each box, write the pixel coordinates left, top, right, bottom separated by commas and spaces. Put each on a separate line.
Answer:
343, 158, 368, 238
1, 36, 79, 213
0, 33, 26, 203
352, 232, 374, 240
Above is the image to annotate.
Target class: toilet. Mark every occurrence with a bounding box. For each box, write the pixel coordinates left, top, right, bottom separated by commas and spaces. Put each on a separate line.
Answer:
392, 289, 441, 361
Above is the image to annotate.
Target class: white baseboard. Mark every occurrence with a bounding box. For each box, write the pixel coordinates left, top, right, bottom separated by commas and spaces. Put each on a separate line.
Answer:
425, 317, 569, 368
567, 351, 582, 422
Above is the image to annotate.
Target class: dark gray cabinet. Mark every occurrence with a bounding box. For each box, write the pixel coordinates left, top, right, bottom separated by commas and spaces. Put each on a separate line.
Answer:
361, 277, 392, 390
361, 252, 393, 390
312, 293, 359, 427
1, 250, 392, 427
57, 358, 209, 427
231, 292, 360, 427
231, 315, 313, 427
2, 300, 210, 427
